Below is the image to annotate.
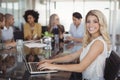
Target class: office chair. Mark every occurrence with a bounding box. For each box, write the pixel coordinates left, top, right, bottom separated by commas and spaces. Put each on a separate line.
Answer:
104, 50, 120, 80
13, 31, 24, 41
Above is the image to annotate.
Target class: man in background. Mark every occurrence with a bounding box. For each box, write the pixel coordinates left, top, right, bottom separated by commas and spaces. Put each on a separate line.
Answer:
1, 13, 16, 47
67, 12, 84, 43
65, 12, 84, 53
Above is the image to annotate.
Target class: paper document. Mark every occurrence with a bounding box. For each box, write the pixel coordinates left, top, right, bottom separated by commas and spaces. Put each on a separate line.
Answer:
24, 40, 40, 44
24, 43, 47, 48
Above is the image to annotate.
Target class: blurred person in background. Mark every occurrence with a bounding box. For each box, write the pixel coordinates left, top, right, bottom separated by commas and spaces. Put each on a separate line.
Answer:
23, 10, 42, 55
66, 12, 84, 43
0, 13, 5, 30
1, 13, 16, 47
48, 14, 65, 42
65, 12, 84, 53
23, 10, 42, 40
0, 13, 15, 49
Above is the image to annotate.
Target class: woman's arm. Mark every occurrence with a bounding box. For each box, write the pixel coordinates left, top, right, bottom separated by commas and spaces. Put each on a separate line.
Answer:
38, 48, 83, 64
24, 23, 32, 40
52, 48, 82, 63
5, 41, 16, 48
38, 40, 104, 72
37, 23, 42, 39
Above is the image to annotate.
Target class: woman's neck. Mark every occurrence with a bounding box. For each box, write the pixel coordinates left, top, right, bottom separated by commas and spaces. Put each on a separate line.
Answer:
53, 24, 57, 26
29, 22, 35, 27
91, 34, 101, 40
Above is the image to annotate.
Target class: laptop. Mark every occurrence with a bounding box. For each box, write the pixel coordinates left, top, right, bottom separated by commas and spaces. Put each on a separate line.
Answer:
22, 53, 58, 74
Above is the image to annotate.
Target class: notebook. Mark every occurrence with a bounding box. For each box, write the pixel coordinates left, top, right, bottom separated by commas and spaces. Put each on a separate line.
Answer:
22, 53, 58, 74
24, 42, 47, 48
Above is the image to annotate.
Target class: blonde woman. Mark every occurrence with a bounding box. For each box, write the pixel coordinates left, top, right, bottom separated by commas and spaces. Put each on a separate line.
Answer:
37, 10, 111, 80
48, 14, 65, 42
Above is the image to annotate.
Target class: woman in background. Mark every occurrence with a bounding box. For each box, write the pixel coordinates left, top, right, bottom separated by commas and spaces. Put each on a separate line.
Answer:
48, 14, 65, 42
23, 10, 42, 40
23, 10, 42, 55
38, 10, 111, 80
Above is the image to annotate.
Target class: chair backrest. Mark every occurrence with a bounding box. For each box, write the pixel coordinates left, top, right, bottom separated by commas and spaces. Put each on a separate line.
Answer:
42, 26, 48, 34
13, 31, 24, 41
104, 50, 120, 80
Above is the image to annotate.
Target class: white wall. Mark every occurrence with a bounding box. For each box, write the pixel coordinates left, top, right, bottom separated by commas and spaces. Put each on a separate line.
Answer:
47, 1, 111, 32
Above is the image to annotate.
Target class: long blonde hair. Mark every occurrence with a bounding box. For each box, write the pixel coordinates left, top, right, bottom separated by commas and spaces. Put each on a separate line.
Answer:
83, 10, 111, 49
48, 14, 59, 32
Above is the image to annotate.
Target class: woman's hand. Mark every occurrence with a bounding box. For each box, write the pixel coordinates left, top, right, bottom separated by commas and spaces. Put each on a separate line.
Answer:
5, 41, 16, 48
26, 35, 32, 40
32, 34, 39, 40
37, 62, 57, 70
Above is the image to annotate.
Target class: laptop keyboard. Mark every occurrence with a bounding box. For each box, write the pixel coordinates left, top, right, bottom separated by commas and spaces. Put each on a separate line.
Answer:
29, 62, 41, 72
29, 62, 49, 72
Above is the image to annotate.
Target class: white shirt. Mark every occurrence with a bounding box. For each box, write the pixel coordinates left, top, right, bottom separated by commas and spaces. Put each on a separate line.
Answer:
80, 36, 108, 80
69, 23, 84, 52
69, 22, 84, 38
1, 26, 14, 41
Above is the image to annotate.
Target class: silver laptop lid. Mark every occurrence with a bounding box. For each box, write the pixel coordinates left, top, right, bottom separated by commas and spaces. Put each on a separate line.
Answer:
22, 52, 31, 72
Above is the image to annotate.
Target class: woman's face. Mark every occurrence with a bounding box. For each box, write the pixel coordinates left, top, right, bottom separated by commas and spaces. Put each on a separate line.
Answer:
54, 16, 59, 25
86, 15, 100, 36
72, 17, 81, 27
27, 15, 35, 24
